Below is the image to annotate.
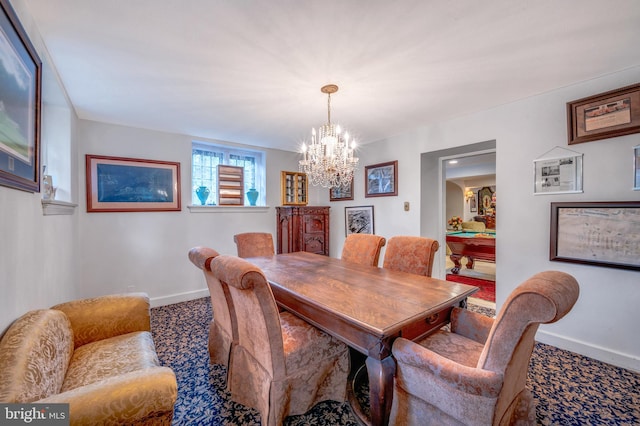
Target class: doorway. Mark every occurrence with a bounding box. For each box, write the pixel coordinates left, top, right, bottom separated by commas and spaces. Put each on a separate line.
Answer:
444, 152, 496, 305
419, 140, 496, 306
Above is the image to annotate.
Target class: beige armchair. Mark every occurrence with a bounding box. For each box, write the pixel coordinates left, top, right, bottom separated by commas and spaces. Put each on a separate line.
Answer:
341, 233, 386, 266
390, 271, 580, 425
382, 236, 439, 277
189, 246, 234, 384
233, 232, 275, 258
0, 293, 177, 425
209, 254, 350, 426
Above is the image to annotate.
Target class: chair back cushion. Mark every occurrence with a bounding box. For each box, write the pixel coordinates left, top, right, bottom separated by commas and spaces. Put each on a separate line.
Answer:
382, 236, 439, 276
189, 247, 233, 367
188, 246, 220, 271
478, 271, 579, 372
0, 309, 74, 402
209, 255, 284, 377
52, 294, 151, 349
233, 232, 275, 258
478, 271, 579, 423
341, 234, 386, 266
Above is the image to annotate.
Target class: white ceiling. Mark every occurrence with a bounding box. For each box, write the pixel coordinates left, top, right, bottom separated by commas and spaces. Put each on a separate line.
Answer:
22, 0, 640, 152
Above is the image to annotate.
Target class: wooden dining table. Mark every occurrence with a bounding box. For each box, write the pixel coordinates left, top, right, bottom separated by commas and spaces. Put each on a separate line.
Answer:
246, 251, 478, 426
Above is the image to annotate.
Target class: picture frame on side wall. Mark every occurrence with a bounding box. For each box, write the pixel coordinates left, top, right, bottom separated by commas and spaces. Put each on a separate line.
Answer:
345, 205, 374, 235
567, 83, 640, 145
550, 201, 640, 271
86, 155, 181, 212
634, 145, 640, 190
365, 160, 398, 197
329, 180, 354, 201
533, 148, 583, 195
0, 0, 42, 192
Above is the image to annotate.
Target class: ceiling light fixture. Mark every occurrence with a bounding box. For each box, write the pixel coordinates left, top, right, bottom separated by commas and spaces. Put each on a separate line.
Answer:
299, 84, 359, 189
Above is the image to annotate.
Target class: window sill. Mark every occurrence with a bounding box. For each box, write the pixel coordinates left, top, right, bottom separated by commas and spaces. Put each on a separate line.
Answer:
187, 205, 271, 213
42, 199, 78, 216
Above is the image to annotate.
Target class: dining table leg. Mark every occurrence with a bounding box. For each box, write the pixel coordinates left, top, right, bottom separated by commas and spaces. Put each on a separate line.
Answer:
365, 354, 396, 426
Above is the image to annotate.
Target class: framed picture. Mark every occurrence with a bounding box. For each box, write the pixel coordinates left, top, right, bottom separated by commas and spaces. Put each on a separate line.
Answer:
550, 201, 640, 271
534, 153, 583, 195
634, 145, 640, 191
345, 205, 374, 235
86, 155, 181, 212
329, 180, 354, 201
365, 160, 398, 197
469, 195, 477, 212
567, 83, 640, 145
477, 187, 493, 215
0, 0, 42, 192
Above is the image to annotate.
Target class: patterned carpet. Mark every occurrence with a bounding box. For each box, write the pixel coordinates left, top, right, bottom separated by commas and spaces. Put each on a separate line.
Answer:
151, 298, 640, 425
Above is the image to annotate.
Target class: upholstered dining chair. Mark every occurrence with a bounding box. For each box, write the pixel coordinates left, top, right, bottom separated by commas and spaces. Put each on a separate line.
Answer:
382, 236, 440, 277
341, 233, 386, 266
188, 247, 234, 385
233, 232, 276, 258
209, 254, 350, 426
389, 271, 580, 426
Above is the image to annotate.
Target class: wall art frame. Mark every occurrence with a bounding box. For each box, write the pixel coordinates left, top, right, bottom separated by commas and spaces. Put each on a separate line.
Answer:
567, 82, 640, 145
550, 201, 640, 271
345, 205, 375, 235
329, 180, 354, 201
365, 160, 398, 197
86, 155, 181, 212
0, 0, 42, 192
534, 147, 583, 195
469, 194, 477, 212
634, 145, 640, 191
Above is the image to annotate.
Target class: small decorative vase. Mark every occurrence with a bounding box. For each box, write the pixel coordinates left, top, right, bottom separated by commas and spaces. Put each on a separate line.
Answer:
196, 186, 210, 205
246, 188, 259, 206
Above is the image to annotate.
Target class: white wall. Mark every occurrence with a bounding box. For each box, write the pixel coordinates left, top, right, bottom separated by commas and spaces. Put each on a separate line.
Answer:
76, 120, 300, 306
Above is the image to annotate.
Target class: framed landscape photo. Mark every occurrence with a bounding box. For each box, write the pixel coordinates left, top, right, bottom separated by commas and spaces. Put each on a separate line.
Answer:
329, 180, 354, 201
0, 0, 42, 192
550, 201, 640, 271
365, 160, 398, 197
345, 205, 374, 235
567, 83, 640, 145
86, 155, 181, 212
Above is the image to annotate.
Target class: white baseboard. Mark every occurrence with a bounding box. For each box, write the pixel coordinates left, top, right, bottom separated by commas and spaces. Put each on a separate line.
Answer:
150, 289, 209, 308
537, 330, 640, 374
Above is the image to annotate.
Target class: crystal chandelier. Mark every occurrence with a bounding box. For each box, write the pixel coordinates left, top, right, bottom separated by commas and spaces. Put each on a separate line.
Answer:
299, 84, 359, 188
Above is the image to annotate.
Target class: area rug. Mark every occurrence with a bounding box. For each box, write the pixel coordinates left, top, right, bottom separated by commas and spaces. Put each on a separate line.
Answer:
446, 273, 495, 302
151, 297, 640, 425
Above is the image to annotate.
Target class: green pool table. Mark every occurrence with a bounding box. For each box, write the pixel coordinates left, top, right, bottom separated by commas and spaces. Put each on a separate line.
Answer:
446, 230, 496, 274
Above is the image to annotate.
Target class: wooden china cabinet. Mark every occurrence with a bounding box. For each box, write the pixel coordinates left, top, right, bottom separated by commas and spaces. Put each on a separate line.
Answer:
276, 206, 330, 256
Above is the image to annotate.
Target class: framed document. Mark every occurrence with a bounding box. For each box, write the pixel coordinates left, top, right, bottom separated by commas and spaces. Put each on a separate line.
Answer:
550, 201, 640, 271
534, 149, 583, 195
567, 83, 640, 145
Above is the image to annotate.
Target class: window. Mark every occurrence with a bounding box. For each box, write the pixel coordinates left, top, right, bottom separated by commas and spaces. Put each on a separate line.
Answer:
192, 142, 265, 206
